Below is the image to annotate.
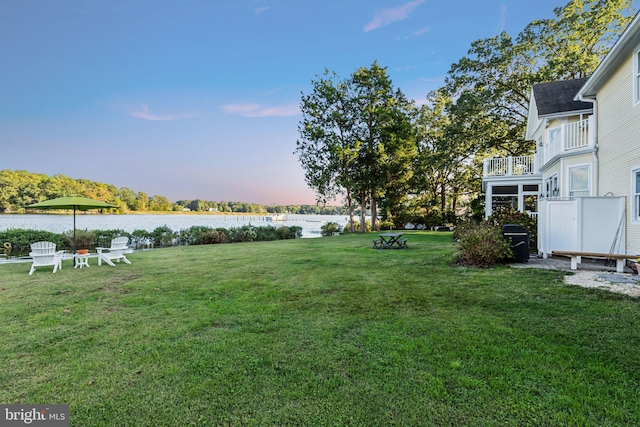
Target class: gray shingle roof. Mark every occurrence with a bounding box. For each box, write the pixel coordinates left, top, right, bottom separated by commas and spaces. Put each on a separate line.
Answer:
531, 78, 592, 116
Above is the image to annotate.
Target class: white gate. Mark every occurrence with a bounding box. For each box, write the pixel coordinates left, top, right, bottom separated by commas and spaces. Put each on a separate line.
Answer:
538, 197, 626, 257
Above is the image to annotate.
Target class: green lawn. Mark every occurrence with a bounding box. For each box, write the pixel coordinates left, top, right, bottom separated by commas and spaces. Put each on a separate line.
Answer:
1, 232, 639, 426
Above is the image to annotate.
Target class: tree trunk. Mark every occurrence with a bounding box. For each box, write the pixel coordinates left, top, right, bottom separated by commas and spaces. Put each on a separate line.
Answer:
370, 192, 378, 231
346, 188, 356, 233
451, 190, 458, 217
360, 194, 367, 233
440, 184, 447, 223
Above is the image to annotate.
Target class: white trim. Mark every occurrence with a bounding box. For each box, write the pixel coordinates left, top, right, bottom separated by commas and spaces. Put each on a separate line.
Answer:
544, 173, 559, 198
631, 165, 640, 223
634, 46, 640, 106
567, 163, 591, 197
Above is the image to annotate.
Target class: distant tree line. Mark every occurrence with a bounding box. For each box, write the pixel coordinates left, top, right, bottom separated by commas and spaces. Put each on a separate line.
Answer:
296, 0, 634, 230
0, 170, 344, 215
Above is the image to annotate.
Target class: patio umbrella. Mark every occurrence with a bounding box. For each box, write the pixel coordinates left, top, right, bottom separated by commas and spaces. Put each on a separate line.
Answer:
26, 196, 116, 254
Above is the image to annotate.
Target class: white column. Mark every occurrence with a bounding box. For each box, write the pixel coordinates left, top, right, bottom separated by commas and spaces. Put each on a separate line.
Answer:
518, 184, 524, 213
485, 184, 493, 219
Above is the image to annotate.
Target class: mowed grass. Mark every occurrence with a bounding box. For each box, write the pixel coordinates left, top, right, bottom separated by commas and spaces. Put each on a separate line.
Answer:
1, 232, 639, 426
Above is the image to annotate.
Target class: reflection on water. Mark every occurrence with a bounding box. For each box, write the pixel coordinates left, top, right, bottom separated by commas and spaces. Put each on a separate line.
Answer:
0, 214, 350, 238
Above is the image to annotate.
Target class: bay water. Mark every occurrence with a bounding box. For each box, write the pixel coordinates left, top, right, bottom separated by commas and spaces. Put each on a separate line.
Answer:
0, 213, 350, 239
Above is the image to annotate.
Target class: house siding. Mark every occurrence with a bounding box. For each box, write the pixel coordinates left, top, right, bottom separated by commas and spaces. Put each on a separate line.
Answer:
596, 54, 640, 253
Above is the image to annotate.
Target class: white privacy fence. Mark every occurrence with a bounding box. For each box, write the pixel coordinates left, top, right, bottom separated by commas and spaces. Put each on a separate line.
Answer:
538, 197, 626, 257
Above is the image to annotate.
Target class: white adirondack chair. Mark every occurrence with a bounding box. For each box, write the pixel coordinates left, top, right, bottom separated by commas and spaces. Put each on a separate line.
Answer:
29, 241, 63, 275
96, 237, 131, 267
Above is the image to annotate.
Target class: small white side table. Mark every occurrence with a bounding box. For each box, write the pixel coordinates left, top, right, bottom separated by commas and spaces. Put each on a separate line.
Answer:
75, 253, 90, 269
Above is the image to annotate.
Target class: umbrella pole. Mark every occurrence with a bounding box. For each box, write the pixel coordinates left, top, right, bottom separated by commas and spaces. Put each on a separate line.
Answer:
73, 206, 77, 256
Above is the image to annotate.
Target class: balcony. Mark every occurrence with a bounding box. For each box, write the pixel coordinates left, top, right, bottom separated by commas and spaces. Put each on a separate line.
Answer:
483, 117, 594, 178
543, 117, 594, 165
483, 155, 539, 177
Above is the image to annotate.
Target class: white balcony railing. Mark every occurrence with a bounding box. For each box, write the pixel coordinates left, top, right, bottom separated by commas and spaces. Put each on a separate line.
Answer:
483, 155, 539, 177
543, 117, 593, 164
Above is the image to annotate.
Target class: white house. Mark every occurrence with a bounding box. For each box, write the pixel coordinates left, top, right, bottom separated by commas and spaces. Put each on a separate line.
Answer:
483, 12, 640, 257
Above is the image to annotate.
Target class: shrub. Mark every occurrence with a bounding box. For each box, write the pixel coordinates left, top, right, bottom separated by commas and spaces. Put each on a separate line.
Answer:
0, 228, 64, 257
229, 225, 257, 243
320, 222, 342, 236
213, 228, 231, 244
178, 226, 213, 246
457, 222, 513, 267
130, 229, 152, 249
277, 226, 302, 239
255, 226, 278, 241
61, 229, 97, 251
151, 225, 176, 247
343, 220, 372, 233
487, 208, 537, 250
93, 229, 130, 248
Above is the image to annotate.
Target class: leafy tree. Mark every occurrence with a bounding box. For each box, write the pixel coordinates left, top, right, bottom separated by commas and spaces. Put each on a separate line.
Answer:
148, 195, 173, 211
297, 63, 415, 231
297, 69, 360, 231
350, 62, 416, 231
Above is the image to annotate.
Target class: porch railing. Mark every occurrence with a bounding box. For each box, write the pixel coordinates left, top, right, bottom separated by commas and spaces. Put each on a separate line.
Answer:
543, 117, 593, 164
483, 155, 538, 177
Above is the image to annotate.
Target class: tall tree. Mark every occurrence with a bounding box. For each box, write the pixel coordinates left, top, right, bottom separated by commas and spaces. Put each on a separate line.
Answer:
350, 62, 416, 231
297, 70, 359, 231
297, 63, 416, 232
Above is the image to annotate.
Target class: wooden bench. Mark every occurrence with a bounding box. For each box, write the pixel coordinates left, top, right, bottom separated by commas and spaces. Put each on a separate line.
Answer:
552, 251, 634, 273
397, 239, 408, 249
373, 239, 383, 249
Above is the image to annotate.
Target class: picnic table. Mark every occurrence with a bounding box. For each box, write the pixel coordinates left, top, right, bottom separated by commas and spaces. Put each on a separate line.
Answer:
373, 233, 408, 249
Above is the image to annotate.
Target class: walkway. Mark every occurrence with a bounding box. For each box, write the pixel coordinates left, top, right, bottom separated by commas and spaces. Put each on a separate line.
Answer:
509, 255, 620, 272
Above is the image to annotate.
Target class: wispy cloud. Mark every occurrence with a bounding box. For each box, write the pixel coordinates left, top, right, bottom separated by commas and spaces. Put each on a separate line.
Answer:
129, 103, 195, 121
364, 0, 426, 32
223, 103, 300, 118
255, 6, 269, 14
496, 4, 507, 33
408, 26, 430, 37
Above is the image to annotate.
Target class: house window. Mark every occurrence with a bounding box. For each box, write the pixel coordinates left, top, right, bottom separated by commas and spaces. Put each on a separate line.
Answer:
569, 165, 590, 197
549, 127, 560, 145
633, 169, 640, 221
545, 175, 559, 198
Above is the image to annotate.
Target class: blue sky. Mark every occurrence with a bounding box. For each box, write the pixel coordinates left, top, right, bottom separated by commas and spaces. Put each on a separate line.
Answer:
1, 0, 569, 205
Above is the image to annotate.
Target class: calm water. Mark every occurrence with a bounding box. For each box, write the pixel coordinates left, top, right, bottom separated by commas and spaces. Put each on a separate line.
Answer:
0, 214, 349, 238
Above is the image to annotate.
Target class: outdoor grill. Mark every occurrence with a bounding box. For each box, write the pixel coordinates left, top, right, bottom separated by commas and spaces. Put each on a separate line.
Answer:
502, 224, 530, 262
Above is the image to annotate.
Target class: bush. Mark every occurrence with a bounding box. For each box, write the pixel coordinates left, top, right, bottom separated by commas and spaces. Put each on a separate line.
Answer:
93, 229, 130, 248
0, 228, 64, 257
276, 226, 301, 239
61, 229, 97, 251
177, 226, 213, 246
457, 222, 513, 267
202, 228, 229, 244
229, 225, 257, 243
320, 222, 342, 236
151, 225, 176, 247
255, 226, 278, 241
487, 208, 537, 250
130, 229, 152, 249
343, 220, 372, 233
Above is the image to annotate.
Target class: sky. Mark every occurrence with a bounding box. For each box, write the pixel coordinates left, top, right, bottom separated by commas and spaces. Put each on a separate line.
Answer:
1, 0, 570, 205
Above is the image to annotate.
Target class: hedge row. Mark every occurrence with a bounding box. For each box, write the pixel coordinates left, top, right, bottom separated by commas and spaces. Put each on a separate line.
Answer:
0, 225, 303, 257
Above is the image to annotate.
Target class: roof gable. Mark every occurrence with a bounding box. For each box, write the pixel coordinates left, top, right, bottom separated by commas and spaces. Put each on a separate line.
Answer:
531, 78, 592, 117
